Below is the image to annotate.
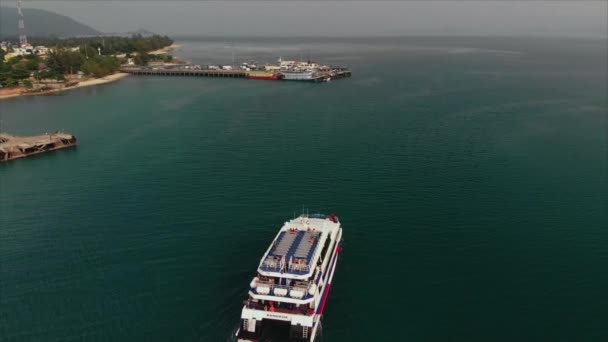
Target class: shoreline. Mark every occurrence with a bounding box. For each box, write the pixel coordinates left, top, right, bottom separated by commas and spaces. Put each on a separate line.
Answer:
0, 72, 130, 100
149, 43, 181, 55
0, 43, 180, 100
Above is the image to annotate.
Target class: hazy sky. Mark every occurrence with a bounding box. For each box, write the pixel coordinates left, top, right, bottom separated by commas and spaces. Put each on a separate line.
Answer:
13, 1, 608, 37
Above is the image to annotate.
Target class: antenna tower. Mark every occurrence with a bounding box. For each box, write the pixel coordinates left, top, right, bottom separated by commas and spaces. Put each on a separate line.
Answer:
17, 0, 28, 47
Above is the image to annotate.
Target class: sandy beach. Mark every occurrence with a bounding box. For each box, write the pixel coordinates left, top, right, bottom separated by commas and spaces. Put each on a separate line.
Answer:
0, 73, 129, 100
71, 72, 129, 88
149, 44, 181, 55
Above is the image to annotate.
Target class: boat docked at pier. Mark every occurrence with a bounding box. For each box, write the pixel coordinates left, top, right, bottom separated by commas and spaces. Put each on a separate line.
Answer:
246, 70, 283, 81
236, 213, 343, 342
280, 70, 316, 81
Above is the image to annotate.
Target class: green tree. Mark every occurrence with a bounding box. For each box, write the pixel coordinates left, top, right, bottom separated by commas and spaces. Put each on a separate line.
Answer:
54, 73, 66, 82
46, 51, 66, 75
81, 45, 98, 59
5, 77, 17, 87
6, 56, 22, 66
11, 63, 30, 80
81, 60, 102, 77
46, 49, 84, 75
22, 79, 33, 89
38, 70, 55, 80
134, 52, 150, 66
80, 56, 120, 78
26, 58, 40, 71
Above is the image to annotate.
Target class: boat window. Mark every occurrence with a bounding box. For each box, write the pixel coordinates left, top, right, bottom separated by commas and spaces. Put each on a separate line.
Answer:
319, 236, 332, 264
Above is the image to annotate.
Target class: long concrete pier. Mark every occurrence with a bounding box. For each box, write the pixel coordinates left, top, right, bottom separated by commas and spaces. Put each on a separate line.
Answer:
0, 132, 77, 162
121, 68, 247, 78
120, 67, 352, 82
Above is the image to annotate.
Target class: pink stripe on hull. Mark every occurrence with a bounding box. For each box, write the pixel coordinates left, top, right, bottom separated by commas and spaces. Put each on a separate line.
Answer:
317, 244, 341, 315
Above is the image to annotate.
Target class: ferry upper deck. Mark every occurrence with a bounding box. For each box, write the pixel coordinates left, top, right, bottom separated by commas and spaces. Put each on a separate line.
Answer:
258, 214, 340, 279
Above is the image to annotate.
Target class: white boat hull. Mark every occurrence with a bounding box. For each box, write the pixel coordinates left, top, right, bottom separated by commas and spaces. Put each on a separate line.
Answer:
236, 214, 342, 342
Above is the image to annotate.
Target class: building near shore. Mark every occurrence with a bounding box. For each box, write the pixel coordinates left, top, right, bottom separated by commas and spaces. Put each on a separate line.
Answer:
11, 45, 33, 56
2, 43, 51, 60
34, 46, 50, 56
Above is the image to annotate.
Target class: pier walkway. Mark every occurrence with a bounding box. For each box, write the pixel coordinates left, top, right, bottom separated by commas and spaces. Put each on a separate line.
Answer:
120, 67, 247, 78
120, 66, 352, 82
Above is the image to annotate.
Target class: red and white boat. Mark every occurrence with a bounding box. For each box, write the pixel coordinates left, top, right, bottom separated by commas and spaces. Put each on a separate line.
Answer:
236, 213, 343, 342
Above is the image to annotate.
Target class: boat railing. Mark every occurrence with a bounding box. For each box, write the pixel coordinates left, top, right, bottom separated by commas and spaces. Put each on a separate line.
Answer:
287, 260, 311, 273
244, 299, 313, 315
260, 256, 288, 273
252, 281, 313, 300
260, 257, 312, 275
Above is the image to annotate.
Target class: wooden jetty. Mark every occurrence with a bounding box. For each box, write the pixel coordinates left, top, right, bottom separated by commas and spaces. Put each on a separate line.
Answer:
0, 132, 77, 162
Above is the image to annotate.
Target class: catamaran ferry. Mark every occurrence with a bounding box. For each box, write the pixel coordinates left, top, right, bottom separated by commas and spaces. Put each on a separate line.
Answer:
236, 213, 343, 342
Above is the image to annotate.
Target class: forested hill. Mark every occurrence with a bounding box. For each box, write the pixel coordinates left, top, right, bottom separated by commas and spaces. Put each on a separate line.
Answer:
0, 7, 100, 38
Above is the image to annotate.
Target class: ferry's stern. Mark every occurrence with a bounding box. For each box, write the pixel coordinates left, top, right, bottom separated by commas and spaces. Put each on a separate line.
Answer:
236, 302, 317, 342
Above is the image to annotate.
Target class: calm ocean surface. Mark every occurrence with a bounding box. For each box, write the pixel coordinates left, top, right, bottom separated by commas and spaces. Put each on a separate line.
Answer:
0, 37, 606, 341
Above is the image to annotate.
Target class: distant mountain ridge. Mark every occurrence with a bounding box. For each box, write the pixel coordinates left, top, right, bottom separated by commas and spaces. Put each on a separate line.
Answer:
0, 7, 100, 38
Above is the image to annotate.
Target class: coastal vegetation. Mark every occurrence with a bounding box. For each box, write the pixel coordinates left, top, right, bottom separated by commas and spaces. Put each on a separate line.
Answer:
0, 35, 173, 88
28, 35, 173, 56
0, 52, 35, 87
0, 50, 119, 86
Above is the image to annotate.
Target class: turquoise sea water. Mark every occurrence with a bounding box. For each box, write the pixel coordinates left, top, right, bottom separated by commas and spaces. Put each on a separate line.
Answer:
1, 37, 607, 341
